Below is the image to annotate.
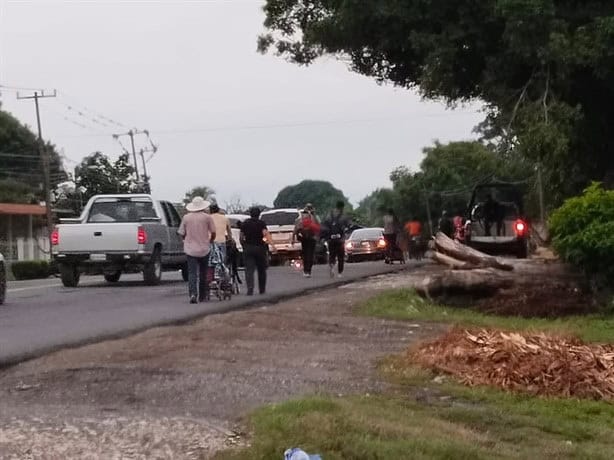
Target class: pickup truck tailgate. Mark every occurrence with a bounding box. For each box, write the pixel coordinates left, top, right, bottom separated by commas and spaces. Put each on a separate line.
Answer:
56, 223, 142, 253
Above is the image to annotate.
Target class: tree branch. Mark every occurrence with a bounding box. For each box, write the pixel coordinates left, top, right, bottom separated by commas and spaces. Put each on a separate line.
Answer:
507, 76, 533, 133
542, 65, 550, 125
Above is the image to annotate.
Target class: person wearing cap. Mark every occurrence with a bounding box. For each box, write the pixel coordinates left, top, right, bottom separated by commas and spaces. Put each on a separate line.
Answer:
292, 203, 320, 278
240, 207, 272, 295
178, 196, 217, 304
209, 202, 233, 262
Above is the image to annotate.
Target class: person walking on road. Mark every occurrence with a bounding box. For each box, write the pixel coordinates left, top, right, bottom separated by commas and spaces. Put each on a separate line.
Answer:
209, 202, 233, 262
240, 207, 272, 295
178, 196, 217, 304
382, 208, 400, 261
322, 201, 351, 278
292, 203, 320, 278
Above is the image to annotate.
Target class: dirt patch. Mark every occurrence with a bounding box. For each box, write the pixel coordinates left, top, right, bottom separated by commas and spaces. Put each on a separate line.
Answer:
474, 279, 594, 317
412, 328, 614, 401
0, 271, 441, 458
435, 260, 597, 318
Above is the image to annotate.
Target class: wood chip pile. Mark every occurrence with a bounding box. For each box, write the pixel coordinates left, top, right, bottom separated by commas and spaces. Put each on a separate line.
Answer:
413, 328, 614, 401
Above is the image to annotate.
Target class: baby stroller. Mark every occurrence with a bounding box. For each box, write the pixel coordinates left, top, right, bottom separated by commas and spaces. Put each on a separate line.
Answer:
385, 232, 406, 265
226, 238, 242, 295
206, 244, 233, 301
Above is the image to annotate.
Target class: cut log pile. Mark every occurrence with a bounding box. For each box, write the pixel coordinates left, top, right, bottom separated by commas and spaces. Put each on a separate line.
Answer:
412, 328, 614, 401
417, 232, 514, 298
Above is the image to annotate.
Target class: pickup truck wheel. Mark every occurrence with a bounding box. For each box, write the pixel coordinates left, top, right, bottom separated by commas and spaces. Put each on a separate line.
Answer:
59, 264, 80, 288
143, 249, 162, 285
104, 271, 121, 283
0, 263, 6, 305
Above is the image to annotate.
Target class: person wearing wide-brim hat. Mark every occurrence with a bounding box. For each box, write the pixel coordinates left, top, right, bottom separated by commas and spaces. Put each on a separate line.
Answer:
178, 196, 217, 303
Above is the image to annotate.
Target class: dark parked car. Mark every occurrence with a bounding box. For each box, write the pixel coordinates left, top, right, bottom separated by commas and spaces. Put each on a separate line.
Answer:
344, 227, 387, 263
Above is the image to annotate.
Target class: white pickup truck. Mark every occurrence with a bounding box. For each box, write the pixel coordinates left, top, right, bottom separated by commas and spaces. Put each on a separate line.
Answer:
52, 194, 186, 287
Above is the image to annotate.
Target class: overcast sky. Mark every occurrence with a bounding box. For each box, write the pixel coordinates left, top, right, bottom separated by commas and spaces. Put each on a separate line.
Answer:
0, 0, 483, 207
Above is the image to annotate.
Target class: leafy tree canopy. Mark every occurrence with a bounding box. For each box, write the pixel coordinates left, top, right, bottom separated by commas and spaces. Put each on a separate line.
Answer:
260, 1, 614, 205
0, 108, 65, 202
356, 141, 527, 227
273, 179, 350, 217
183, 186, 216, 205
75, 152, 138, 199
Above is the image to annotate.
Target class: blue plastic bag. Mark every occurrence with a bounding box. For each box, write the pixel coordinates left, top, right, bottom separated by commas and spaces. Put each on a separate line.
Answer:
284, 447, 322, 460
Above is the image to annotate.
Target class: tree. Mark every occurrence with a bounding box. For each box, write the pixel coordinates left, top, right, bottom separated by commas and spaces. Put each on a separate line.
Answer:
74, 152, 138, 199
224, 194, 247, 214
259, 1, 614, 207
356, 141, 527, 228
183, 186, 216, 206
0, 108, 66, 203
273, 180, 350, 217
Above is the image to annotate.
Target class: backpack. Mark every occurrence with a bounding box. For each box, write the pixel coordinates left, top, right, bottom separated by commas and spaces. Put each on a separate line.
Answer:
298, 214, 320, 240
327, 213, 344, 239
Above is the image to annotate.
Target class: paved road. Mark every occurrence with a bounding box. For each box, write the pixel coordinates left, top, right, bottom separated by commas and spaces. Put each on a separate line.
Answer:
0, 262, 411, 366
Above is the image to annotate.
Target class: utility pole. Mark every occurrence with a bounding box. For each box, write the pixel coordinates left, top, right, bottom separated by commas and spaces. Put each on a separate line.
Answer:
17, 90, 57, 250
138, 145, 157, 194
113, 129, 156, 193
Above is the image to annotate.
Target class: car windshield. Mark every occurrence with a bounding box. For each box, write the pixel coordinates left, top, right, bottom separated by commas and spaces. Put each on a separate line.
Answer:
261, 211, 298, 226
350, 229, 382, 240
88, 198, 157, 223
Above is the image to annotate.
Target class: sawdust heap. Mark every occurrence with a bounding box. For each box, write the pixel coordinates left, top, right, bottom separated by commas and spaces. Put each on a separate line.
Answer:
413, 328, 614, 401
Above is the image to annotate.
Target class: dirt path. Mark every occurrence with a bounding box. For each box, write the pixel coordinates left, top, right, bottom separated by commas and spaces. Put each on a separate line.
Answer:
0, 269, 441, 459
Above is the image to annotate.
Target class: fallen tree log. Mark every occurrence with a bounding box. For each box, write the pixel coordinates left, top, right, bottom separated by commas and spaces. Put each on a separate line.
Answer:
416, 269, 514, 299
431, 251, 478, 270
434, 232, 514, 271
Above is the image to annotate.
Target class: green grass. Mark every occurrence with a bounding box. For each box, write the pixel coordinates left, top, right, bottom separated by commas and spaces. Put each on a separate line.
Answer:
214, 369, 614, 460
213, 290, 614, 459
357, 289, 614, 343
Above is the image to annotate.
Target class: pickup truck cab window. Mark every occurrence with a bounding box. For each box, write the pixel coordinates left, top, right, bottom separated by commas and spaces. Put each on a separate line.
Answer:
87, 197, 157, 223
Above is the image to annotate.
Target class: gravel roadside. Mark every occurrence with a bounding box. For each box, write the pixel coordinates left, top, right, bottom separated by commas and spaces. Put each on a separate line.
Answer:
0, 270, 439, 459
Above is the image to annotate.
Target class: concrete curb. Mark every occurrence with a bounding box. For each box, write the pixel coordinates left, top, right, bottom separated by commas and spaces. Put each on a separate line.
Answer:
0, 264, 413, 369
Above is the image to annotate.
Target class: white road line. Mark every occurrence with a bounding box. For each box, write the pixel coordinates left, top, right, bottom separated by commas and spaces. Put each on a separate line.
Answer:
7, 283, 62, 293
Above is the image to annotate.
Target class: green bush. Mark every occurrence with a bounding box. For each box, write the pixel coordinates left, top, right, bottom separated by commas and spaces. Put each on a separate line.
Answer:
11, 260, 51, 280
549, 183, 614, 284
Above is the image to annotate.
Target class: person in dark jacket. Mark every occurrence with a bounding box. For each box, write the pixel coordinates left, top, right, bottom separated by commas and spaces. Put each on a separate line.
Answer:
322, 201, 351, 278
240, 207, 271, 295
437, 210, 454, 238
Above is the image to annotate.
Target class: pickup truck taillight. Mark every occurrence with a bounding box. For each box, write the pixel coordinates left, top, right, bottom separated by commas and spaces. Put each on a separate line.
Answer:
514, 220, 527, 236
51, 228, 60, 246
137, 226, 147, 245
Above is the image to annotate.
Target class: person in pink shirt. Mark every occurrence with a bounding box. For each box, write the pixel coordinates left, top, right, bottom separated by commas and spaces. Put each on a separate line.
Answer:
178, 197, 217, 304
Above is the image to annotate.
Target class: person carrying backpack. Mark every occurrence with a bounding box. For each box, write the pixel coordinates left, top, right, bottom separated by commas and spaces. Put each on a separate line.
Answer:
292, 203, 320, 278
322, 201, 351, 278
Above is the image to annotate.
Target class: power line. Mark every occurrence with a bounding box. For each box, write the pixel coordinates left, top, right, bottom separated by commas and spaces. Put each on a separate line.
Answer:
57, 90, 129, 129
52, 112, 482, 139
